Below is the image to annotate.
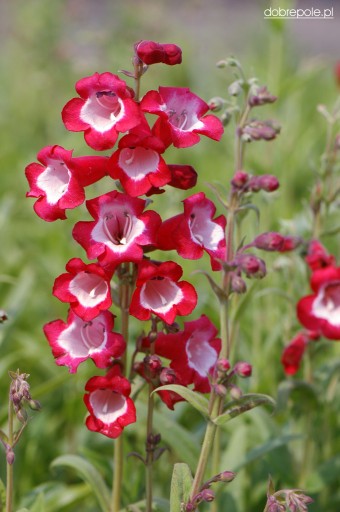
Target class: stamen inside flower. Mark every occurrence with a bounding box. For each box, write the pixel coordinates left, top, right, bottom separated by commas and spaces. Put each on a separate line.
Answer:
69, 272, 108, 307
189, 207, 224, 249
119, 147, 159, 180
90, 389, 127, 423
140, 277, 183, 313
81, 90, 124, 132
37, 160, 71, 204
186, 331, 217, 376
312, 280, 340, 326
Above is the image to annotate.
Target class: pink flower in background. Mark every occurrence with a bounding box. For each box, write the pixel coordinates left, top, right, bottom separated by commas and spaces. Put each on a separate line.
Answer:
84, 365, 136, 438
25, 145, 107, 221
155, 315, 221, 392
108, 128, 171, 196
157, 192, 226, 270
62, 72, 142, 150
53, 258, 112, 321
305, 239, 336, 271
135, 40, 182, 66
73, 191, 161, 270
297, 265, 340, 340
44, 310, 125, 373
281, 332, 309, 375
141, 86, 224, 148
129, 260, 197, 324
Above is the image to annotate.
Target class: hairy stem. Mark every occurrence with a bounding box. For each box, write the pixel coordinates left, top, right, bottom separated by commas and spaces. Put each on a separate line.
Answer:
6, 397, 14, 512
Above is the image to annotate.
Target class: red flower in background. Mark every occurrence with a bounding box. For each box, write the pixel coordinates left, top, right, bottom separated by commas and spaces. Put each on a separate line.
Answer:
44, 310, 125, 373
297, 265, 340, 340
84, 365, 136, 438
141, 86, 224, 148
305, 239, 336, 271
129, 260, 197, 324
62, 72, 142, 150
25, 145, 107, 221
281, 332, 309, 375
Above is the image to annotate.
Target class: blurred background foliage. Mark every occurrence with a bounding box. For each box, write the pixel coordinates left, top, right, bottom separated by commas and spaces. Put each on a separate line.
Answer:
0, 0, 339, 511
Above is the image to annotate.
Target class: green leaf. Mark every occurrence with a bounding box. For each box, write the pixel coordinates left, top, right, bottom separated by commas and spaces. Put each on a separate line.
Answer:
170, 463, 193, 512
50, 454, 111, 512
213, 393, 276, 426
119, 497, 170, 512
28, 493, 45, 512
152, 385, 209, 417
276, 380, 318, 413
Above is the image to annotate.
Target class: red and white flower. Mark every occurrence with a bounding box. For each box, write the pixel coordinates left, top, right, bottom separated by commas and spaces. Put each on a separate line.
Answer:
107, 128, 171, 196
53, 258, 112, 321
129, 260, 197, 324
297, 265, 340, 340
62, 72, 142, 151
84, 365, 136, 438
140, 86, 224, 148
25, 145, 107, 221
157, 192, 226, 270
44, 310, 125, 373
155, 315, 221, 392
72, 191, 161, 270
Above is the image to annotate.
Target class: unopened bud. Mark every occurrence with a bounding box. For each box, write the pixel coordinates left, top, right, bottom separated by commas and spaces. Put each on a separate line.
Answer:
16, 408, 28, 423
216, 358, 231, 372
241, 119, 280, 141
231, 170, 250, 189
234, 254, 266, 278
279, 235, 302, 252
218, 471, 236, 483
221, 109, 232, 126
200, 488, 215, 502
28, 399, 42, 411
213, 383, 227, 397
248, 86, 277, 107
143, 355, 162, 378
0, 310, 8, 323
159, 367, 177, 385
208, 97, 225, 112
231, 273, 247, 293
6, 448, 15, 465
228, 80, 242, 97
248, 174, 279, 192
252, 232, 285, 251
234, 361, 252, 378
229, 384, 243, 399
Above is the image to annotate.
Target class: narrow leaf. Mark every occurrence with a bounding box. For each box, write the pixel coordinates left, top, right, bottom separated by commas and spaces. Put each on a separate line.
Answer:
170, 463, 193, 512
50, 454, 111, 512
213, 393, 276, 426
0, 479, 5, 512
152, 384, 209, 417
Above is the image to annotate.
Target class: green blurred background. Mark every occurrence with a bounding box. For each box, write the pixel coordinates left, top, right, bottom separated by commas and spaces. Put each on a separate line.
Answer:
0, 0, 339, 510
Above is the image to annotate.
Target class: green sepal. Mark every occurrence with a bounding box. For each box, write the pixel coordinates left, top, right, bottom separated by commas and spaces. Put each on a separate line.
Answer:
170, 463, 193, 512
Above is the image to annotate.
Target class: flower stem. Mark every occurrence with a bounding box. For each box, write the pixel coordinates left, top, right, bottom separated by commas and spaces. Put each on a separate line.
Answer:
6, 396, 14, 512
145, 383, 155, 512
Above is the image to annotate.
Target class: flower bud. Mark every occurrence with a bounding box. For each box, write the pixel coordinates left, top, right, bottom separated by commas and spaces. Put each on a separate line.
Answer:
0, 310, 8, 323
231, 273, 247, 293
28, 399, 42, 411
16, 408, 28, 423
217, 471, 236, 483
231, 170, 250, 189
143, 355, 162, 378
6, 448, 15, 465
167, 165, 198, 190
135, 40, 182, 66
229, 384, 243, 399
248, 86, 277, 107
278, 235, 302, 252
159, 367, 177, 385
208, 97, 225, 112
200, 488, 215, 502
248, 174, 279, 192
234, 254, 266, 278
228, 80, 242, 96
252, 232, 285, 251
241, 119, 280, 141
216, 358, 231, 372
234, 361, 252, 378
213, 383, 227, 397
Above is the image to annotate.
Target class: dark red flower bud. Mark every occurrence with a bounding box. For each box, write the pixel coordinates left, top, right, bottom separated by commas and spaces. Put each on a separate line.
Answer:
135, 40, 182, 66
281, 332, 309, 375
248, 86, 277, 107
6, 448, 15, 465
231, 170, 250, 189
231, 273, 247, 292
248, 174, 279, 192
144, 355, 162, 378
278, 235, 302, 252
200, 489, 215, 502
159, 367, 177, 385
216, 358, 231, 372
213, 383, 227, 397
234, 253, 266, 278
168, 165, 198, 190
253, 232, 285, 251
234, 361, 252, 378
305, 239, 336, 270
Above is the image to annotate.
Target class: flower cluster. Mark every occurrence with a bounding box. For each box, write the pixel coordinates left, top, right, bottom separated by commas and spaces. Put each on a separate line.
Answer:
25, 41, 228, 438
281, 240, 339, 375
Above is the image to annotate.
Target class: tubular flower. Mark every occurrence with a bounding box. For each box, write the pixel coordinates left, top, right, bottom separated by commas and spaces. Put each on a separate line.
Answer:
62, 72, 142, 151
281, 332, 310, 375
129, 260, 197, 324
25, 145, 107, 221
305, 239, 336, 271
107, 128, 171, 197
84, 365, 136, 438
157, 192, 226, 270
297, 265, 340, 340
140, 86, 224, 148
53, 258, 113, 321
155, 315, 221, 392
44, 310, 125, 373
72, 191, 161, 270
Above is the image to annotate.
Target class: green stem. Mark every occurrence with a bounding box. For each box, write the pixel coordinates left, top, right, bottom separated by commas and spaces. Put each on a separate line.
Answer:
6, 397, 14, 512
145, 383, 155, 512
112, 437, 124, 512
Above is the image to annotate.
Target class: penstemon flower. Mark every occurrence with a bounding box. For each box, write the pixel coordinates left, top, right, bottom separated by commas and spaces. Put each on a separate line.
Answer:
72, 191, 162, 270
62, 72, 142, 150
84, 365, 136, 438
53, 258, 113, 321
25, 145, 107, 221
129, 260, 197, 324
43, 310, 125, 373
